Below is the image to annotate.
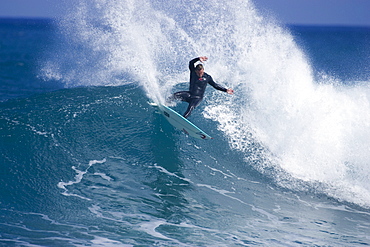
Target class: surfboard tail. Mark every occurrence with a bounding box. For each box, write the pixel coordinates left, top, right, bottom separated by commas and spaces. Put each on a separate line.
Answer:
150, 103, 213, 140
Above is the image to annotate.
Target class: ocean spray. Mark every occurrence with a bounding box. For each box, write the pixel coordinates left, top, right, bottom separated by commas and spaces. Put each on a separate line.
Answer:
43, 0, 370, 208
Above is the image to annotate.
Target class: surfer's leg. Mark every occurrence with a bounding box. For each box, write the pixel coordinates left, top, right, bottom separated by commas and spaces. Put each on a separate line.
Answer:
172, 91, 191, 101
167, 91, 191, 104
183, 98, 202, 118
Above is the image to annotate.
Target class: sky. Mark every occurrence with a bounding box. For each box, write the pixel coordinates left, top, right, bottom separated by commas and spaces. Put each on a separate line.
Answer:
255, 0, 370, 26
0, 0, 369, 26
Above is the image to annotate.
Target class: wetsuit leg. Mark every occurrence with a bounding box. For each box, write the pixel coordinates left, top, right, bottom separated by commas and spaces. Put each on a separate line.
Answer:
171, 91, 202, 118
172, 91, 192, 102
183, 97, 202, 118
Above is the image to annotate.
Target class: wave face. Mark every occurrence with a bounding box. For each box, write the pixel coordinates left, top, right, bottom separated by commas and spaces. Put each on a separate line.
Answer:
1, 0, 370, 246
43, 0, 370, 208
2, 85, 370, 246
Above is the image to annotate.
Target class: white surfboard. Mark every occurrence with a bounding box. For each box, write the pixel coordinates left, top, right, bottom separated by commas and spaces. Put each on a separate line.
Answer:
150, 102, 213, 140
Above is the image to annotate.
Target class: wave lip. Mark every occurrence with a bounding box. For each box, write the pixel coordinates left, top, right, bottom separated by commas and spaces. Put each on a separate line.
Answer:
42, 0, 370, 208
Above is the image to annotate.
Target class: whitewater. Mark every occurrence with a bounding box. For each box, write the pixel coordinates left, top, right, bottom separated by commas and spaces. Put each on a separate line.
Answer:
1, 0, 370, 246
43, 0, 370, 207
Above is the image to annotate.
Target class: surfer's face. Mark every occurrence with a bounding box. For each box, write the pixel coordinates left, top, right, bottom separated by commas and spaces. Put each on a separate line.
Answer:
196, 69, 204, 77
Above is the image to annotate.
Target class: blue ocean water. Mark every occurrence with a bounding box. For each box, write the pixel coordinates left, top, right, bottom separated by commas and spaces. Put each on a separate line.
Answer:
1, 0, 370, 246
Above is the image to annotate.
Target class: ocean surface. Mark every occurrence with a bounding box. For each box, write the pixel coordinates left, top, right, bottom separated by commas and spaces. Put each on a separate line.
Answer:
1, 0, 370, 246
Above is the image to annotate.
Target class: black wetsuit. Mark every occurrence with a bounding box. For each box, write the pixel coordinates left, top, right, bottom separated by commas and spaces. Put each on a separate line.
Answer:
173, 57, 227, 118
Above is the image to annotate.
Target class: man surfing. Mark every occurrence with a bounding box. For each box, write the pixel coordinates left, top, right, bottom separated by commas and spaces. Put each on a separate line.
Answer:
170, 56, 234, 118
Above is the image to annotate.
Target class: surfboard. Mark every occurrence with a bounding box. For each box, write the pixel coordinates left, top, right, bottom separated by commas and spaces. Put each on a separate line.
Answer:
150, 102, 213, 140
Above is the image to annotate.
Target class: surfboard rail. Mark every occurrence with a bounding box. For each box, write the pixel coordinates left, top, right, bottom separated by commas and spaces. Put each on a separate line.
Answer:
150, 102, 213, 140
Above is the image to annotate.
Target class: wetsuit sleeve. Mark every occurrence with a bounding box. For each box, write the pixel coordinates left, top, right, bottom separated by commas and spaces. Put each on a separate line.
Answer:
189, 57, 200, 71
208, 76, 227, 92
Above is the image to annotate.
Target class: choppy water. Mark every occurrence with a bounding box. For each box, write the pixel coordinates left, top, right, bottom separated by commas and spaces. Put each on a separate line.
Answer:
1, 0, 370, 246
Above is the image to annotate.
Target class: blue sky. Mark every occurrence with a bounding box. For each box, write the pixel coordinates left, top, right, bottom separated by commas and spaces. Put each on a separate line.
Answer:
0, 0, 369, 26
255, 0, 370, 26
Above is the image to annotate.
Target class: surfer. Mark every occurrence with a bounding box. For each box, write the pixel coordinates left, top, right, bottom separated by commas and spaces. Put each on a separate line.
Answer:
170, 56, 234, 118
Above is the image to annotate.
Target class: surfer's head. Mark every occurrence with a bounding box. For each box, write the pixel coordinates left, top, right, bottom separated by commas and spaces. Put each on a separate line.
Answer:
195, 64, 204, 77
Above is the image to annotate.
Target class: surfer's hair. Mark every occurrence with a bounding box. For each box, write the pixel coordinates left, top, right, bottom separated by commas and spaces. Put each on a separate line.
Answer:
195, 64, 204, 71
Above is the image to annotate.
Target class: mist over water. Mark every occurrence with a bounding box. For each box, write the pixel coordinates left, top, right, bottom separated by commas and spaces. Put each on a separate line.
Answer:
42, 0, 370, 208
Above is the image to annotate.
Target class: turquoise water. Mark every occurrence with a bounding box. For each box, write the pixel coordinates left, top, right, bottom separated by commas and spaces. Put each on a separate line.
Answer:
1, 0, 370, 246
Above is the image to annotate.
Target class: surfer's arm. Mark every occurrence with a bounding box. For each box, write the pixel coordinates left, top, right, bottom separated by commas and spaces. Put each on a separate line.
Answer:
189, 57, 200, 71
189, 56, 207, 71
208, 76, 227, 92
208, 78, 234, 95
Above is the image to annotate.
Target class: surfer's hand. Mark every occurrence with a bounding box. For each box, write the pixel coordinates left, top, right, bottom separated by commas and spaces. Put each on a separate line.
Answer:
227, 88, 234, 95
199, 56, 208, 62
